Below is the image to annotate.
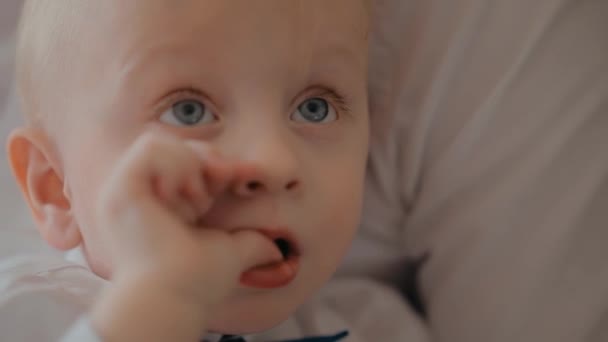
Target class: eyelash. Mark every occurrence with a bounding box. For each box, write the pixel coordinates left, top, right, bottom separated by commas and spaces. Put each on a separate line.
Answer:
156, 87, 211, 115
156, 86, 351, 118
311, 88, 351, 115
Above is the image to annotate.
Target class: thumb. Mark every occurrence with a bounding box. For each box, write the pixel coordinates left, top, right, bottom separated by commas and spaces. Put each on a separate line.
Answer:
231, 230, 283, 270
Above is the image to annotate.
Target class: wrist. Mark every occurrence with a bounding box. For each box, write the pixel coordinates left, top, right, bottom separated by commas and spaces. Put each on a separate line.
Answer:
91, 273, 208, 341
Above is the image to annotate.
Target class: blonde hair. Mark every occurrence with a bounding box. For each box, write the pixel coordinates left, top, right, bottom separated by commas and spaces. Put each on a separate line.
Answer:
15, 0, 81, 126
16, 0, 372, 126
16, 0, 49, 124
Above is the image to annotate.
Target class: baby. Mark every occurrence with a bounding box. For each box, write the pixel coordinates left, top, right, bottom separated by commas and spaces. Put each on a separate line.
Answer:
6, 0, 370, 340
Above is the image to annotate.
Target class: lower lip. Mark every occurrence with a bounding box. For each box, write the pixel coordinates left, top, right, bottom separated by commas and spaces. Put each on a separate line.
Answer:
240, 256, 300, 289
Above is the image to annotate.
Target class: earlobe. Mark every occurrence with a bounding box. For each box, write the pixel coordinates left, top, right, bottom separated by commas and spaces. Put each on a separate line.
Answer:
7, 128, 82, 250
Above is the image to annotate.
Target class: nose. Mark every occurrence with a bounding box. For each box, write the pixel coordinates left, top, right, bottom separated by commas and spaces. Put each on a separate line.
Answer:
233, 166, 300, 197
228, 134, 301, 197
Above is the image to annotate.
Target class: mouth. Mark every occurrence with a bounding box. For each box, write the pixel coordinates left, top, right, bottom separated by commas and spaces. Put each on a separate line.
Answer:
240, 229, 301, 289
273, 236, 299, 260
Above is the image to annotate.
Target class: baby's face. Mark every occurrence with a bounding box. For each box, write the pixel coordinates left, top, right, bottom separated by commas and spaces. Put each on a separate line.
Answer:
54, 0, 369, 333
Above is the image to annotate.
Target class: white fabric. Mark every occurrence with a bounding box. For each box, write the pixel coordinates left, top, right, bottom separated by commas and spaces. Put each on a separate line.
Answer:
0, 247, 425, 342
0, 253, 103, 341
60, 319, 102, 342
340, 0, 608, 341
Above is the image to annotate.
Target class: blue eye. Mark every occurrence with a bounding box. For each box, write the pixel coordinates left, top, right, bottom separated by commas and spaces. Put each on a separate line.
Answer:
292, 98, 337, 123
160, 99, 216, 126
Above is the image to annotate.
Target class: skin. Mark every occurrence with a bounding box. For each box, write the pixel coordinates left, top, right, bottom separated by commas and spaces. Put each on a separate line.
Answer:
8, 0, 369, 338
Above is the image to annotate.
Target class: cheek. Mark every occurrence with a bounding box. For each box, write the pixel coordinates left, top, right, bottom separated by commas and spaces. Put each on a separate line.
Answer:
62, 136, 124, 278
324, 174, 364, 245
319, 137, 368, 226
307, 155, 367, 264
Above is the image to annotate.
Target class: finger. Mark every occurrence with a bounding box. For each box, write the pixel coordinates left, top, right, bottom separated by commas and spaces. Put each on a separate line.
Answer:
132, 134, 199, 205
123, 133, 186, 198
171, 189, 201, 225
185, 141, 234, 197
102, 192, 185, 261
230, 230, 283, 270
153, 152, 209, 224
182, 174, 214, 219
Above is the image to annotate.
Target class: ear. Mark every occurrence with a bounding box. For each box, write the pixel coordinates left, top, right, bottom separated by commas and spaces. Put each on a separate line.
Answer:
7, 127, 82, 251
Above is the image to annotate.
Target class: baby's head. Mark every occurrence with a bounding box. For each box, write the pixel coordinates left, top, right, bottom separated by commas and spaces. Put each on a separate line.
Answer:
9, 0, 370, 334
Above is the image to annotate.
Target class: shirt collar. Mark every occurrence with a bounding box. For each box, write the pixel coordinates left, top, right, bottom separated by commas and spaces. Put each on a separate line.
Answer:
201, 334, 250, 342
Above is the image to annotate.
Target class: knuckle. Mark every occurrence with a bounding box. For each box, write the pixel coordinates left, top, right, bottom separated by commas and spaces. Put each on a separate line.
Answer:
137, 133, 165, 156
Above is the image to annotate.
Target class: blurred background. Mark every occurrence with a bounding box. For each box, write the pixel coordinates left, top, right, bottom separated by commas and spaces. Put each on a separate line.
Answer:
0, 0, 51, 256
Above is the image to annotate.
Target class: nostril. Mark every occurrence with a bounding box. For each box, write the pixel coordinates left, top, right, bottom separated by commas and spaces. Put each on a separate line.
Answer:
285, 180, 299, 191
246, 181, 263, 192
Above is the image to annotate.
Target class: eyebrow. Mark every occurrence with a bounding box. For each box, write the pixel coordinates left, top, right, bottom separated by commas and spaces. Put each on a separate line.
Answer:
112, 45, 224, 108
312, 45, 367, 87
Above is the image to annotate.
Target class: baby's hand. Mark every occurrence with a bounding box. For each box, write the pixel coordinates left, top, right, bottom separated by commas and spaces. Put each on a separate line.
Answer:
92, 131, 281, 340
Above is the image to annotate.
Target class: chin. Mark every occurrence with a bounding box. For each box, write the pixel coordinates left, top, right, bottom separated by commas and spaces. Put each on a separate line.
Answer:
206, 293, 302, 335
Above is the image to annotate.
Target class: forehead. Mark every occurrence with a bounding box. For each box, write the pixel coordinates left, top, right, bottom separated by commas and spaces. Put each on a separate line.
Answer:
105, 0, 367, 48
117, 0, 367, 27
94, 0, 368, 93
31, 0, 368, 122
